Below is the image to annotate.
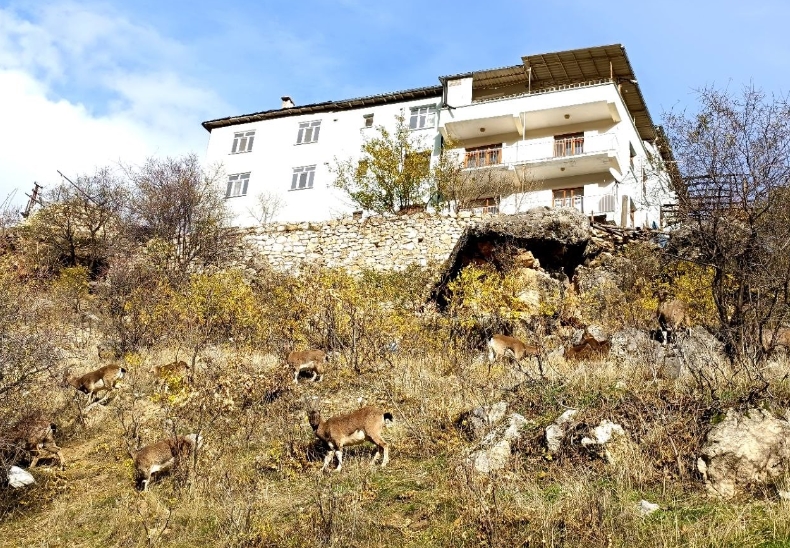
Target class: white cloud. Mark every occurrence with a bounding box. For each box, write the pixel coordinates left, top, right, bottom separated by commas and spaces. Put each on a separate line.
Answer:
0, 2, 226, 208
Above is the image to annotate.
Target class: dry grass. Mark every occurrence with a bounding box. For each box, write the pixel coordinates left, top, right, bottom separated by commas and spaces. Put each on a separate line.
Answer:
3, 333, 790, 547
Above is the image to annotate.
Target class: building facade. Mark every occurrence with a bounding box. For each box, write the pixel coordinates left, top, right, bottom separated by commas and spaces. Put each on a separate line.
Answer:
202, 44, 673, 228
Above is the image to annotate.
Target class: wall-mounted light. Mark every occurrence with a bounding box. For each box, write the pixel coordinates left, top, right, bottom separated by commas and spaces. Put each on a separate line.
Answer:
479, 127, 486, 133
564, 114, 570, 120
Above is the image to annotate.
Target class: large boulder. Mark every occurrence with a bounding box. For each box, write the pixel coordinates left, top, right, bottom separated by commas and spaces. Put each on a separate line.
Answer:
698, 408, 790, 499
545, 409, 578, 453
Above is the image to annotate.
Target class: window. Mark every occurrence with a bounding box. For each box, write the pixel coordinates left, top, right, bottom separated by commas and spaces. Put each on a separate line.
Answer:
363, 113, 374, 128
226, 172, 250, 198
231, 131, 255, 154
291, 165, 316, 190
554, 132, 584, 157
464, 144, 502, 168
409, 105, 436, 130
553, 187, 584, 211
296, 120, 321, 144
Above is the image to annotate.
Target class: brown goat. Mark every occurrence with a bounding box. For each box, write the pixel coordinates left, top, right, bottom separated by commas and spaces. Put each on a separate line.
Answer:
487, 334, 542, 375
6, 416, 64, 469
308, 406, 392, 472
564, 330, 612, 361
288, 350, 327, 383
133, 434, 202, 491
66, 364, 127, 406
657, 293, 689, 344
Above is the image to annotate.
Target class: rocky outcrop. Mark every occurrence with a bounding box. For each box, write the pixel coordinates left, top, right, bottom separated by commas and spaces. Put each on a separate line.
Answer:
698, 408, 790, 499
545, 409, 578, 453
456, 401, 509, 440
466, 413, 530, 474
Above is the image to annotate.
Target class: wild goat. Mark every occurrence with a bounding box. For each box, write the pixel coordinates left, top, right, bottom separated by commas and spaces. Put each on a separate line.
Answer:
66, 364, 127, 406
308, 406, 393, 472
6, 416, 64, 469
656, 292, 689, 344
487, 334, 542, 375
288, 350, 327, 383
133, 433, 202, 491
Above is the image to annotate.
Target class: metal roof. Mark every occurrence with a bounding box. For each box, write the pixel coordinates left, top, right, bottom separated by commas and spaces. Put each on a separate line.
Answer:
202, 85, 442, 131
441, 44, 656, 141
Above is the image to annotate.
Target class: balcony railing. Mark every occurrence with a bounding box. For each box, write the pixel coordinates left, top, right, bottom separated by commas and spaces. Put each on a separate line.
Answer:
458, 133, 618, 169
464, 147, 502, 168
553, 195, 584, 212
553, 136, 585, 157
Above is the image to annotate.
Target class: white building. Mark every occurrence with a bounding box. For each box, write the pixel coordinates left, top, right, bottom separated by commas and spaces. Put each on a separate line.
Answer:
202, 44, 673, 228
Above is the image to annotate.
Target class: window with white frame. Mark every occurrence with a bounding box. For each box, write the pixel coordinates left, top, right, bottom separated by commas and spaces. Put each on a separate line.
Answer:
226, 172, 250, 198
291, 165, 316, 190
409, 105, 436, 130
231, 130, 255, 154
296, 120, 321, 144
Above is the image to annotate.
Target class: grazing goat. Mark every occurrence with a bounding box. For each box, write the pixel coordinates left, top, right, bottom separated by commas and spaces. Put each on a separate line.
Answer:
657, 293, 689, 344
288, 350, 327, 383
487, 334, 542, 375
66, 364, 127, 406
133, 434, 202, 491
564, 329, 612, 361
7, 416, 64, 469
308, 406, 392, 472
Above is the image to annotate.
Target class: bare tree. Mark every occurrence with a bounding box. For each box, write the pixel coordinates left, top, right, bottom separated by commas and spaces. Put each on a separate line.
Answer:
662, 85, 790, 358
432, 139, 540, 214
124, 155, 233, 277
19, 168, 127, 278
248, 190, 285, 225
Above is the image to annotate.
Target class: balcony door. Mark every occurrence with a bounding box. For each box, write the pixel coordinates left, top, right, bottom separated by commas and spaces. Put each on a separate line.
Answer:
553, 187, 584, 211
464, 144, 502, 168
554, 132, 584, 157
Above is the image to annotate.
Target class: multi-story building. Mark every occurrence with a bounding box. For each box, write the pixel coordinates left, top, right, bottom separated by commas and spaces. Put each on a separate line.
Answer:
202, 44, 673, 228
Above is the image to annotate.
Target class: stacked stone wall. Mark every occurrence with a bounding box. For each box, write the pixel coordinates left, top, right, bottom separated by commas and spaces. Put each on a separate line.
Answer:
236, 211, 487, 273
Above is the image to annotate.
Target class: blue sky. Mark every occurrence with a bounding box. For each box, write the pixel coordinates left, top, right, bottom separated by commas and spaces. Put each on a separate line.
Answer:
1, 0, 788, 210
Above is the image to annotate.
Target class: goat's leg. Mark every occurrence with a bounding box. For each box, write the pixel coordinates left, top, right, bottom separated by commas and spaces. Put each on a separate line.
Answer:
310, 370, 318, 382
293, 368, 300, 383
321, 451, 334, 472
368, 434, 389, 468
29, 451, 40, 468
333, 450, 343, 472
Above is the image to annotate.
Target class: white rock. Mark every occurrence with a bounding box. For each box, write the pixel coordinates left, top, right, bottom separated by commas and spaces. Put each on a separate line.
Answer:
638, 499, 660, 516
8, 466, 35, 488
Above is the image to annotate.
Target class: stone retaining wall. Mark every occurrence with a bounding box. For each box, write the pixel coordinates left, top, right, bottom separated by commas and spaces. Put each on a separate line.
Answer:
236, 211, 488, 273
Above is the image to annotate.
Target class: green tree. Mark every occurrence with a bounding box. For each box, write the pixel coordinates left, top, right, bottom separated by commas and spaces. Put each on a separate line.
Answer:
332, 115, 432, 214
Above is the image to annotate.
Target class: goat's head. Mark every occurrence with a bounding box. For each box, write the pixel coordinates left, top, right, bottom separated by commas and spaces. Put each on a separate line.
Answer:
307, 410, 322, 432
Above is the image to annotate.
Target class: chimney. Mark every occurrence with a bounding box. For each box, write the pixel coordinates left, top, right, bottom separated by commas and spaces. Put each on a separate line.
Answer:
281, 96, 295, 109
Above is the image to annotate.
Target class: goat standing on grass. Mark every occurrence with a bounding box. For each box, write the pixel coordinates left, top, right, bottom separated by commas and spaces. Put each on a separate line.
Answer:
487, 334, 543, 376
133, 433, 202, 491
308, 406, 392, 472
656, 291, 689, 344
66, 364, 127, 406
288, 350, 327, 383
7, 416, 64, 469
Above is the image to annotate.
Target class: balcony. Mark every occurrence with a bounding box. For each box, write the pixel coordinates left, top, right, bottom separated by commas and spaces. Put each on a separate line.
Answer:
457, 133, 621, 180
